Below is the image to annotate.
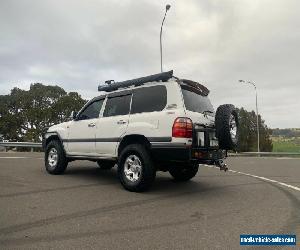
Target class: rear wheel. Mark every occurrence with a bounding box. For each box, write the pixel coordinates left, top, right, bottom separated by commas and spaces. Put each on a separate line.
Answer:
45, 140, 68, 174
118, 144, 156, 192
169, 164, 199, 181
97, 161, 115, 170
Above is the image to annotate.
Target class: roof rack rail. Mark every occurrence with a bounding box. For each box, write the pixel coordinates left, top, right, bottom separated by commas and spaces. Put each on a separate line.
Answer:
98, 70, 173, 92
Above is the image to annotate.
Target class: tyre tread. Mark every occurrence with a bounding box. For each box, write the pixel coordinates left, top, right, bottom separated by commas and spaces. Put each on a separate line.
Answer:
215, 104, 238, 150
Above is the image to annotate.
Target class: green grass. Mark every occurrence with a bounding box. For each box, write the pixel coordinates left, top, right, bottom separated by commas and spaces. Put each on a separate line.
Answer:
272, 140, 300, 153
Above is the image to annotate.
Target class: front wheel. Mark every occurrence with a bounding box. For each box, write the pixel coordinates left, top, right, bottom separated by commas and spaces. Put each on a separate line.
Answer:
118, 144, 156, 192
45, 140, 68, 174
169, 164, 199, 181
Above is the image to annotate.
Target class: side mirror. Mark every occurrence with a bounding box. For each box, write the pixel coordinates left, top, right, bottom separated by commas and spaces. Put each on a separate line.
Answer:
70, 111, 78, 120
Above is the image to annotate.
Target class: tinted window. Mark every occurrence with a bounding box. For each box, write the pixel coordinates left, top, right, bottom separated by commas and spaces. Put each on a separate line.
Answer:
103, 95, 131, 117
181, 87, 214, 113
131, 85, 167, 114
78, 99, 104, 120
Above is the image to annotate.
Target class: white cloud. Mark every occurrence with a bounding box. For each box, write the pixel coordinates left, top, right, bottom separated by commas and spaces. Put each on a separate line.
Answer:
0, 0, 299, 128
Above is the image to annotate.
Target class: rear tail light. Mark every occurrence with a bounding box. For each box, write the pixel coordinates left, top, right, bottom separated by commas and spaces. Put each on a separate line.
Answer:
172, 117, 193, 138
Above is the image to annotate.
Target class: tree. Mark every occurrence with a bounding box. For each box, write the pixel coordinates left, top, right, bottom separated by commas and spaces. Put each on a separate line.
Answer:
0, 83, 86, 142
237, 108, 273, 152
52, 92, 86, 124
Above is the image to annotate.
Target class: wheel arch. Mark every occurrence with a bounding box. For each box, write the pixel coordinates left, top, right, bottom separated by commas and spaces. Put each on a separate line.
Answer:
117, 134, 151, 157
44, 132, 66, 153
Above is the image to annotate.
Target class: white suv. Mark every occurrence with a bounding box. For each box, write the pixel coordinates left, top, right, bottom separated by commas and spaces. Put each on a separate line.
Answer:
43, 71, 238, 192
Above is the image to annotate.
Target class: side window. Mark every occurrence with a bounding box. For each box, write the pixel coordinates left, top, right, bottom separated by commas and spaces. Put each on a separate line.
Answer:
77, 99, 104, 120
103, 95, 131, 117
131, 85, 167, 114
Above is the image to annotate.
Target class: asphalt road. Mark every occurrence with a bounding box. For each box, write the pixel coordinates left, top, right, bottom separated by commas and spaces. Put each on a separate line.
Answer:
0, 152, 299, 250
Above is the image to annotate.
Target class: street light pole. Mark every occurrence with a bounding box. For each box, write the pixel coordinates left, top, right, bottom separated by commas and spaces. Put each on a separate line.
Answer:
239, 80, 260, 153
160, 4, 171, 73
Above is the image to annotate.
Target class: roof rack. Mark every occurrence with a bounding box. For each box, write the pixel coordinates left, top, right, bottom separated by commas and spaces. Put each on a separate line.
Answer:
98, 70, 173, 92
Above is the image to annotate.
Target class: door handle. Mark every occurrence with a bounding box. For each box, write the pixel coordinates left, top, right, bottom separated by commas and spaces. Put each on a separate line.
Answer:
88, 123, 95, 127
117, 120, 127, 125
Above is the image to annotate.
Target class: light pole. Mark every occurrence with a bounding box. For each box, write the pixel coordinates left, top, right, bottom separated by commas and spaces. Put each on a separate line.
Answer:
160, 4, 171, 73
239, 80, 260, 152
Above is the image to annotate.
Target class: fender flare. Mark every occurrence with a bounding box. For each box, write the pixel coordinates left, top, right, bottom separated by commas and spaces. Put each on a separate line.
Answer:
43, 131, 65, 152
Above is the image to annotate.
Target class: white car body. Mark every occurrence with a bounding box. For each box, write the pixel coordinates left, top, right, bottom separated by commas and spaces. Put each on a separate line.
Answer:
43, 71, 236, 191
45, 79, 216, 160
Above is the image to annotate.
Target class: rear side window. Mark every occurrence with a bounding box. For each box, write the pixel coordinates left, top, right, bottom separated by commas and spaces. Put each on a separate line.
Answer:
181, 87, 214, 113
77, 99, 104, 120
103, 95, 131, 117
131, 85, 167, 114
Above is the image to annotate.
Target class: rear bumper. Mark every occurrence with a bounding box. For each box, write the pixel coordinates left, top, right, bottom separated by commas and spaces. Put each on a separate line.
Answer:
150, 143, 226, 164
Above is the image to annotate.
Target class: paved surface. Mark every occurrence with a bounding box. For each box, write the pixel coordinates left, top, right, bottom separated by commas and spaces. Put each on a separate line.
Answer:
0, 152, 299, 250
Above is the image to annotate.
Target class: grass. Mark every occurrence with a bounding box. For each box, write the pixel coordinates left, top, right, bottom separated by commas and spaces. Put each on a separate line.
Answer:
272, 138, 300, 153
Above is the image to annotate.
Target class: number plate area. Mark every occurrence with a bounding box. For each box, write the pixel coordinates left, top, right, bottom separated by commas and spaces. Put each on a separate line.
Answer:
196, 132, 205, 147
209, 131, 218, 147
194, 126, 218, 148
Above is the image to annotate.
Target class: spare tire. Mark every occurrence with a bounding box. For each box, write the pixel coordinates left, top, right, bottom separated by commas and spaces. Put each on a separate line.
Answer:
215, 104, 239, 150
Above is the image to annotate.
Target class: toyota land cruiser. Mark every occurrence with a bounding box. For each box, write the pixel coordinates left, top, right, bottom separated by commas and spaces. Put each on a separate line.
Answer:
43, 71, 238, 192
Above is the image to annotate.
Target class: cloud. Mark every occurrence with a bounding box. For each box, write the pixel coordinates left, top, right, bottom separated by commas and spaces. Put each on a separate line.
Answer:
0, 0, 299, 128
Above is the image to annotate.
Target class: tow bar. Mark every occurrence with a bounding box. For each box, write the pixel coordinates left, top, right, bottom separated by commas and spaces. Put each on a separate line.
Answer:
215, 159, 228, 172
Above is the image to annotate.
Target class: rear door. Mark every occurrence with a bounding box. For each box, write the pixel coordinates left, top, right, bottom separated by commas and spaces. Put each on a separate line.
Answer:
66, 99, 104, 155
180, 85, 216, 147
180, 85, 215, 127
128, 85, 171, 140
95, 92, 132, 157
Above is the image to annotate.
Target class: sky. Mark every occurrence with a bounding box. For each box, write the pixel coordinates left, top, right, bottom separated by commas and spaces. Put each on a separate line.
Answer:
0, 0, 299, 128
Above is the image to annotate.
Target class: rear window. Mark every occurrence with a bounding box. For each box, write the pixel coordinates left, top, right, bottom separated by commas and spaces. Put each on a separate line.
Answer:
181, 86, 214, 113
103, 95, 131, 117
131, 85, 167, 114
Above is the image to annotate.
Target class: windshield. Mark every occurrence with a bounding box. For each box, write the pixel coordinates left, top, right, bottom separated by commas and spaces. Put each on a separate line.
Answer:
181, 86, 214, 113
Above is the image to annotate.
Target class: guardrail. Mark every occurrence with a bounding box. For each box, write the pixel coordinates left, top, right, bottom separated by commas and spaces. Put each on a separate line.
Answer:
0, 142, 299, 157
0, 142, 42, 152
229, 152, 300, 157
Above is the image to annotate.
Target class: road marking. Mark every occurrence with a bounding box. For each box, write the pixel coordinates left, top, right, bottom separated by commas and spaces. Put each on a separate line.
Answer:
205, 165, 300, 192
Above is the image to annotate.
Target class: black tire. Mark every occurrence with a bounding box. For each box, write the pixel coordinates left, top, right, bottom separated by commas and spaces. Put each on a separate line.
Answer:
118, 144, 156, 192
45, 140, 68, 175
169, 164, 199, 181
97, 160, 115, 170
215, 104, 239, 150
